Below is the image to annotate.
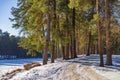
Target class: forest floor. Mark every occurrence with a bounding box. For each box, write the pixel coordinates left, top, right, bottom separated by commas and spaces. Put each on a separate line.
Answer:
0, 55, 120, 80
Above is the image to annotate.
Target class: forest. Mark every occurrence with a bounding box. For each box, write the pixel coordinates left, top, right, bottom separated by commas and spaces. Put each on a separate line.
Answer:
0, 29, 42, 59
10, 0, 120, 67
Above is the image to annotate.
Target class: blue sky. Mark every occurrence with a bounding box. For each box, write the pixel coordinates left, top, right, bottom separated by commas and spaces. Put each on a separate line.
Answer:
0, 0, 19, 36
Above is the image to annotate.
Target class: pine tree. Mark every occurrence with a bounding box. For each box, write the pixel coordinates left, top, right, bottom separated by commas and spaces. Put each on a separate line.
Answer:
105, 0, 112, 65
96, 0, 104, 67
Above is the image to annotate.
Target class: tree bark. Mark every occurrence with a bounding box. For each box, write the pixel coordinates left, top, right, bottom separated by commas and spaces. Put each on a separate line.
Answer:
70, 39, 74, 59
96, 0, 104, 67
64, 0, 70, 60
72, 8, 77, 58
86, 31, 91, 56
51, 44, 55, 63
51, 0, 57, 63
62, 46, 65, 60
43, 12, 50, 65
43, 0, 51, 65
86, 0, 94, 56
105, 0, 112, 65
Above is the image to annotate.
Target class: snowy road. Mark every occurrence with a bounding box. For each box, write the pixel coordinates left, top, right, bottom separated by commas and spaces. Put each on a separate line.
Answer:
0, 55, 120, 80
9, 61, 110, 80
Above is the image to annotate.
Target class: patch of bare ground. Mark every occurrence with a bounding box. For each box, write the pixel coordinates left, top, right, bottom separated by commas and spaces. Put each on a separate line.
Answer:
62, 63, 80, 80
82, 66, 109, 80
62, 63, 110, 80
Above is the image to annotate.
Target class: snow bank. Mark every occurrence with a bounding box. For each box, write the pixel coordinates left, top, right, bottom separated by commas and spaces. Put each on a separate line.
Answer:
91, 55, 120, 80
10, 62, 70, 80
0, 65, 22, 76
0, 58, 42, 78
1, 55, 120, 80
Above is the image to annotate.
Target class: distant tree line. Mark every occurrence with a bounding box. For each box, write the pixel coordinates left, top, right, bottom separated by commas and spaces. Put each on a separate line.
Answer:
0, 29, 42, 59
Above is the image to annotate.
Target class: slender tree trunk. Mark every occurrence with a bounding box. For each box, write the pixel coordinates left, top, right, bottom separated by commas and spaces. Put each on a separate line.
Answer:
43, 12, 50, 65
72, 8, 77, 58
51, 44, 55, 63
70, 39, 74, 59
62, 46, 65, 59
96, 43, 99, 54
57, 44, 59, 58
93, 46, 96, 54
64, 0, 69, 60
56, 15, 60, 59
83, 47, 86, 55
86, 31, 91, 56
54, 42, 57, 59
43, 0, 51, 65
96, 0, 104, 67
105, 0, 112, 65
86, 0, 94, 56
51, 0, 57, 63
76, 36, 80, 55
65, 44, 69, 60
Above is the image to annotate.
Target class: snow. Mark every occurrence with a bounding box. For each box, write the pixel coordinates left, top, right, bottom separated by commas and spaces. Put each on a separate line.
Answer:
91, 55, 120, 80
0, 65, 23, 78
10, 62, 70, 80
0, 58, 42, 78
0, 55, 120, 80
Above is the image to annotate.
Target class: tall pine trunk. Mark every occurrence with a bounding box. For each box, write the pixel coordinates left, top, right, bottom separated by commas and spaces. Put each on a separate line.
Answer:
51, 0, 57, 63
72, 8, 77, 58
105, 0, 112, 65
64, 0, 69, 60
51, 44, 55, 63
86, 31, 91, 56
62, 46, 66, 59
96, 0, 104, 67
43, 0, 51, 65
